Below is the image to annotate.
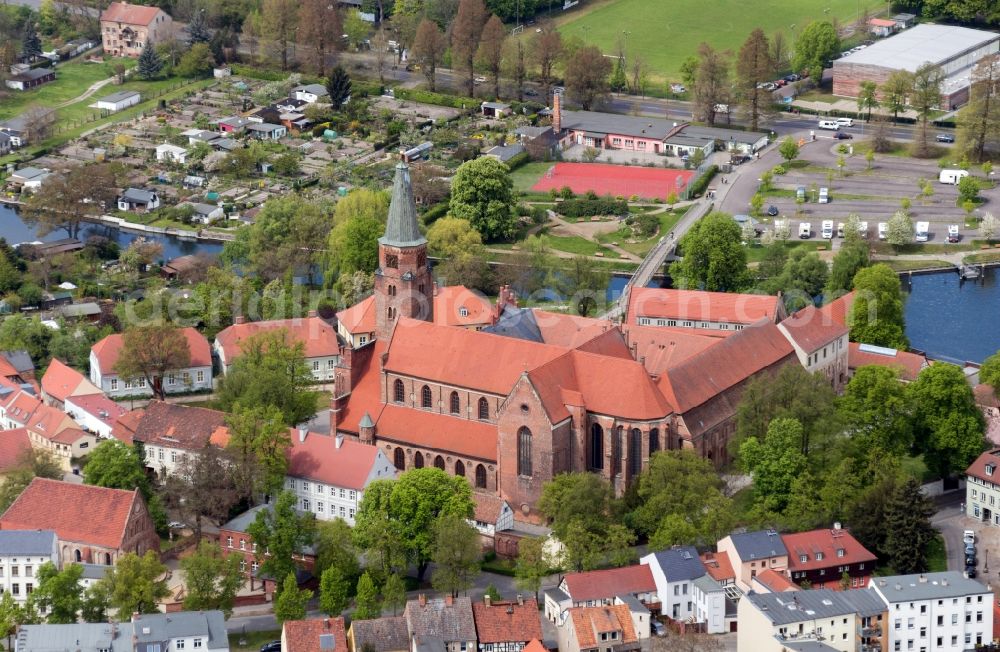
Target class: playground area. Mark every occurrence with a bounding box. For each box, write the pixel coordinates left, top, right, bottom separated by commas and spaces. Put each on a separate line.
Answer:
530, 163, 695, 201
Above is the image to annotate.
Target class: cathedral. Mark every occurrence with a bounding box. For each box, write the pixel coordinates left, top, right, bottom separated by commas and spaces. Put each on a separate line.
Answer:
332, 158, 847, 523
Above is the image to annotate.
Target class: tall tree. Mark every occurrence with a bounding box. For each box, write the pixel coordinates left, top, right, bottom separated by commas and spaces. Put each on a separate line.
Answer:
514, 536, 550, 602
670, 211, 750, 292
565, 45, 612, 111
326, 65, 353, 108
530, 22, 562, 96
824, 234, 869, 296
770, 31, 789, 71
113, 323, 191, 401
736, 29, 774, 132
693, 42, 731, 126
849, 263, 907, 349
22, 163, 119, 239
449, 157, 515, 241
320, 566, 352, 616
163, 447, 238, 543
352, 481, 408, 582
180, 542, 244, 618
21, 21, 42, 59
882, 70, 914, 122
430, 514, 481, 597
353, 571, 380, 620
882, 478, 937, 574
187, 9, 211, 43
451, 0, 488, 96
33, 563, 84, 624
909, 364, 986, 479
274, 573, 312, 623
792, 20, 839, 80
137, 42, 164, 79
381, 572, 406, 616
225, 403, 292, 501
839, 365, 912, 456
299, 0, 343, 76
476, 14, 506, 99
739, 418, 809, 516
261, 0, 299, 70
98, 552, 170, 615
957, 54, 1000, 162
911, 63, 944, 157
411, 18, 447, 91
248, 491, 316, 595
857, 80, 879, 121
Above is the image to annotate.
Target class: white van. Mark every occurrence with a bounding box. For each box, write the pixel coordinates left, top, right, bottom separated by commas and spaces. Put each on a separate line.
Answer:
799, 222, 811, 239
835, 117, 854, 127
878, 222, 888, 240
837, 222, 845, 238
858, 221, 869, 237
818, 187, 829, 203
915, 221, 930, 242
714, 103, 730, 114
818, 120, 840, 130
821, 220, 834, 239
939, 169, 969, 184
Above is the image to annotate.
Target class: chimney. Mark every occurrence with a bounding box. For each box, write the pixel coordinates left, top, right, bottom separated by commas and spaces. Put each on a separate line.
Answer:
308, 309, 318, 318
517, 594, 523, 606
324, 618, 330, 629
484, 595, 492, 607
234, 315, 246, 325
445, 595, 454, 606
552, 92, 561, 135
335, 433, 344, 449
418, 594, 427, 606
833, 521, 841, 530
298, 426, 308, 443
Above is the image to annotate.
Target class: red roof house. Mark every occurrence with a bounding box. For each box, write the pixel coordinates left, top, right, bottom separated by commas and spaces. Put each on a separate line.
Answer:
0, 428, 32, 474
848, 342, 928, 382
781, 525, 877, 590
214, 314, 341, 381
753, 568, 800, 593
99, 2, 173, 58
559, 565, 657, 606
40, 358, 102, 407
90, 327, 212, 398
281, 616, 347, 652
472, 597, 543, 648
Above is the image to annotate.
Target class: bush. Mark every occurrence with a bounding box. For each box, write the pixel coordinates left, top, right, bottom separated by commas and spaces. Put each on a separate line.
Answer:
394, 88, 470, 109
636, 213, 660, 237
422, 202, 449, 225
687, 165, 719, 198
504, 151, 531, 172
772, 164, 787, 175
557, 198, 628, 218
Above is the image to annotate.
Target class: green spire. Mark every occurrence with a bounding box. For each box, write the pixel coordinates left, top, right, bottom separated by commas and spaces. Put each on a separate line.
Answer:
379, 160, 426, 247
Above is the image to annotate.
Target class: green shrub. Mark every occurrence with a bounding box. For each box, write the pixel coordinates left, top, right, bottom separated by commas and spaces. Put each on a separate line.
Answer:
422, 202, 449, 225
394, 88, 470, 109
504, 151, 531, 172
557, 198, 628, 218
687, 164, 719, 198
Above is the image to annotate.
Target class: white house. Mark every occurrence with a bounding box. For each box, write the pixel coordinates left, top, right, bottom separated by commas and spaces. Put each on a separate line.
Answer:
470, 492, 514, 547
155, 143, 188, 164
116, 187, 160, 212
63, 393, 126, 440
869, 572, 993, 652
89, 327, 213, 398
246, 122, 287, 140
965, 448, 1000, 525
94, 90, 140, 112
0, 530, 58, 604
777, 304, 850, 390
16, 611, 230, 652
214, 314, 341, 382
130, 402, 228, 478
183, 202, 224, 224
640, 546, 726, 633
292, 83, 330, 103
544, 563, 658, 624
285, 430, 397, 526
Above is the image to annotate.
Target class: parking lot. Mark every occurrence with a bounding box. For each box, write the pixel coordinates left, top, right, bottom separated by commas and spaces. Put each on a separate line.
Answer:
934, 496, 1000, 582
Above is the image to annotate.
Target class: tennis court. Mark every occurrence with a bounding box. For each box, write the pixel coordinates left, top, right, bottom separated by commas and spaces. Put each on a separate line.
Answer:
530, 163, 695, 201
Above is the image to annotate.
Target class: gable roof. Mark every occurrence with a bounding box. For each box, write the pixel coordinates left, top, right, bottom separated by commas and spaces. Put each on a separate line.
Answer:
645, 546, 707, 582
562, 565, 656, 603
819, 291, 855, 327
433, 286, 494, 327
0, 428, 32, 474
100, 1, 166, 25
568, 605, 637, 648
404, 597, 476, 643
782, 527, 877, 572
131, 401, 227, 451
42, 358, 102, 403
727, 530, 788, 561
623, 324, 721, 375
25, 404, 74, 441
110, 407, 144, 445
627, 287, 780, 327
336, 295, 376, 334
288, 432, 393, 490
472, 492, 506, 524
282, 617, 348, 652
778, 305, 849, 352
215, 316, 341, 361
91, 327, 211, 373
0, 477, 141, 549
753, 568, 800, 592
376, 404, 497, 461
966, 449, 1000, 483
746, 589, 868, 625
848, 342, 927, 381
472, 599, 543, 644
700, 551, 736, 583
349, 616, 408, 652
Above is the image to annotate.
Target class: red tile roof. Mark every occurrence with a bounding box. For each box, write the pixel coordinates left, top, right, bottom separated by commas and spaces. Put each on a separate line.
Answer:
532, 311, 617, 348
26, 404, 75, 441
754, 568, 799, 592
700, 551, 735, 583
3, 390, 41, 423
335, 342, 385, 437
66, 393, 127, 430
819, 291, 855, 328
782, 527, 877, 573
215, 316, 340, 361
282, 617, 347, 652
41, 359, 102, 403
627, 287, 780, 326
434, 286, 494, 328
0, 428, 31, 474
658, 321, 795, 413
0, 477, 141, 549
287, 431, 390, 490
848, 342, 927, 381
562, 564, 656, 603
778, 305, 849, 352
472, 492, 505, 524
132, 401, 227, 451
336, 295, 376, 335
624, 324, 721, 375
0, 357, 18, 380
472, 599, 543, 643
50, 427, 92, 445
568, 605, 637, 648
92, 327, 211, 373
377, 403, 498, 461
111, 408, 144, 445
523, 641, 547, 652
869, 17, 896, 26
100, 1, 165, 25
966, 449, 1000, 483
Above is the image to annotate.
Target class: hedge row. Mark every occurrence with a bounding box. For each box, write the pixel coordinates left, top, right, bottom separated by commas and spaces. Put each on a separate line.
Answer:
504, 151, 531, 171
393, 88, 472, 110
558, 197, 628, 218
688, 164, 719, 198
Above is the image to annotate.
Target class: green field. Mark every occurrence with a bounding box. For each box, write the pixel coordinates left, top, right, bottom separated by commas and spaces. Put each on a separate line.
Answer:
0, 59, 136, 121
557, 0, 882, 81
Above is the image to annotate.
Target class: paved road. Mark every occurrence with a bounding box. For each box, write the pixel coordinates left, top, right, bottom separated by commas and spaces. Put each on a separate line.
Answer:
932, 491, 974, 576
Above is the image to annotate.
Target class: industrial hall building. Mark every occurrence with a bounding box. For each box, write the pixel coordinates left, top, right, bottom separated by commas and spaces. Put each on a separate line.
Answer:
330, 158, 848, 523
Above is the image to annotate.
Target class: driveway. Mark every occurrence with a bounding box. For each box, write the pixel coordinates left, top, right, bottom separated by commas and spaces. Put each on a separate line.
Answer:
932, 491, 1000, 583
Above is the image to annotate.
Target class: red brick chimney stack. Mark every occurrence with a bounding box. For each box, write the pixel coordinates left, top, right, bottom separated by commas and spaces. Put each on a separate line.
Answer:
552, 92, 561, 134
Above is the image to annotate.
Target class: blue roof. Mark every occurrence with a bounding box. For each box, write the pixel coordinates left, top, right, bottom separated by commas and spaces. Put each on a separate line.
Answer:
0, 530, 56, 556
649, 546, 706, 582
730, 530, 788, 560
482, 306, 542, 342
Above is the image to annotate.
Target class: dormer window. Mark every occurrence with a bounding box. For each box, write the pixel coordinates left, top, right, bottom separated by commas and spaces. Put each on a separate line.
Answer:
800, 554, 808, 563
987, 464, 995, 476
816, 552, 824, 561
459, 307, 469, 317
837, 548, 845, 558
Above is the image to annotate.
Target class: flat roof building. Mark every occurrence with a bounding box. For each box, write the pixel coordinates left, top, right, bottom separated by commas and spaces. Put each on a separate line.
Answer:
832, 24, 1000, 109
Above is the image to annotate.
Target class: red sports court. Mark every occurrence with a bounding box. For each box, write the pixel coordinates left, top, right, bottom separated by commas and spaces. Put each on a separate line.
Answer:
530, 162, 695, 200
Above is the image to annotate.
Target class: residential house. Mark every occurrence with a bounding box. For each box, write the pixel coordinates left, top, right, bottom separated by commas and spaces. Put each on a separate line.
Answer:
215, 314, 341, 382
64, 393, 127, 439
40, 358, 102, 409
485, 143, 526, 163
77, 563, 111, 591
717, 530, 789, 592
472, 596, 543, 652
700, 551, 736, 587
285, 429, 397, 526
848, 343, 928, 382
869, 17, 897, 37
965, 448, 1000, 525
0, 530, 58, 604
183, 202, 224, 224
751, 569, 800, 594
282, 617, 348, 652
0, 477, 159, 565
217, 116, 249, 133
347, 617, 408, 652
218, 504, 316, 591
25, 404, 95, 471
9, 166, 51, 192
99, 1, 173, 57
116, 187, 160, 212
470, 492, 514, 549
0, 117, 27, 148
0, 428, 32, 476
777, 304, 850, 390
737, 588, 889, 652
15, 610, 229, 652
246, 122, 287, 140
160, 254, 213, 281
95, 90, 140, 112
0, 351, 34, 385
545, 565, 658, 623
5, 68, 56, 91
90, 327, 213, 398
275, 98, 309, 113
129, 401, 228, 477
56, 302, 102, 322
155, 143, 188, 164
781, 524, 877, 590
292, 84, 330, 103
640, 546, 726, 633
556, 604, 640, 652
182, 128, 220, 145
869, 572, 992, 652
335, 296, 376, 348
405, 595, 477, 652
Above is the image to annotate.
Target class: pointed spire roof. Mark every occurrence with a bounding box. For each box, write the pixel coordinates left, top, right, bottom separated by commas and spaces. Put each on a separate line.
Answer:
359, 412, 374, 429
379, 160, 426, 248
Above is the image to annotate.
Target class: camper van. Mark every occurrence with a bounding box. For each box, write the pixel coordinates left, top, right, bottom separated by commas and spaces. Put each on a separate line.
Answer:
837, 222, 845, 238
798, 222, 811, 239
818, 120, 840, 130
835, 117, 854, 127
818, 187, 829, 203
939, 169, 969, 184
915, 221, 930, 242
821, 220, 834, 239
878, 222, 888, 240
858, 221, 869, 237
796, 186, 806, 201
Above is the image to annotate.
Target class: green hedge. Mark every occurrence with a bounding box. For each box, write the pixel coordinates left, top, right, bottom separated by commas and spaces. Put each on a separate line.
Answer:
558, 197, 628, 218
422, 202, 449, 225
394, 88, 472, 110
688, 164, 719, 198
230, 64, 300, 82
505, 151, 531, 171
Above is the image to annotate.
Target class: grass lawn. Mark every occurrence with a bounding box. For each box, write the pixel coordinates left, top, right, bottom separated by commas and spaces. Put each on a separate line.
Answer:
745, 241, 824, 262
884, 259, 955, 272
926, 533, 947, 573
964, 250, 1000, 264
0, 59, 135, 121
228, 629, 281, 652
557, 0, 882, 81
511, 162, 557, 193
596, 209, 685, 257
544, 231, 621, 258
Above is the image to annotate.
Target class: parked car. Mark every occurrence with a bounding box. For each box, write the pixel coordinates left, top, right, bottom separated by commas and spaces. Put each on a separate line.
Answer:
965, 542, 976, 556
775, 79, 787, 87
948, 224, 961, 242
553, 86, 565, 94
714, 103, 730, 114
474, 76, 487, 84
966, 565, 977, 578
260, 642, 281, 652
798, 222, 811, 239
964, 530, 976, 545
966, 552, 977, 566
834, 131, 853, 140
835, 117, 854, 127
937, 133, 955, 143
878, 222, 888, 240
670, 83, 686, 93
785, 73, 800, 82
524, 88, 539, 97
168, 521, 186, 529
651, 620, 667, 637
766, 205, 779, 216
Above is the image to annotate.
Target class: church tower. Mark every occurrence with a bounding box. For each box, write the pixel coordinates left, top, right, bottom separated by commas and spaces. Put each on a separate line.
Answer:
375, 157, 433, 341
